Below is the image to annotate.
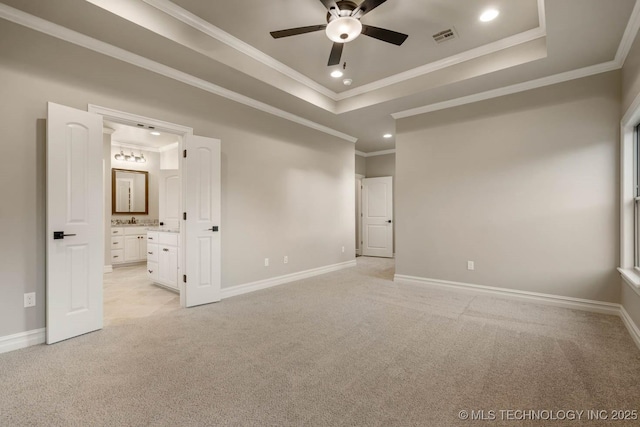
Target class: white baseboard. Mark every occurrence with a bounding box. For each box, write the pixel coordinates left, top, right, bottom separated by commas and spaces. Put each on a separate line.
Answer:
394, 274, 640, 349
104, 265, 113, 273
222, 260, 357, 300
394, 274, 621, 315
0, 328, 45, 354
620, 306, 640, 349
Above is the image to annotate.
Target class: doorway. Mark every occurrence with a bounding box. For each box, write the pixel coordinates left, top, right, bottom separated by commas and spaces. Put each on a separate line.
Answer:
361, 176, 394, 258
46, 103, 222, 344
103, 119, 183, 325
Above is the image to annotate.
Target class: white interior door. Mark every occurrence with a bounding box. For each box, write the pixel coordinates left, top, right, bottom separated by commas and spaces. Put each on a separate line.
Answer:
47, 102, 104, 344
183, 135, 221, 307
159, 171, 180, 229
362, 176, 393, 258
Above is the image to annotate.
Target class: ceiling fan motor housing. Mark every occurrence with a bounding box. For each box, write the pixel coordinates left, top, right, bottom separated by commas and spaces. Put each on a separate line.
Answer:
326, 1, 361, 43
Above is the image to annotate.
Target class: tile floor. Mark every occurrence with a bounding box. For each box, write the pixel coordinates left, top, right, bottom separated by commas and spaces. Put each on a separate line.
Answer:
103, 263, 180, 326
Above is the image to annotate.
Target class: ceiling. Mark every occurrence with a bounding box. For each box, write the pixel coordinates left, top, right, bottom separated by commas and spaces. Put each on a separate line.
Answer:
106, 120, 180, 150
1, 0, 638, 152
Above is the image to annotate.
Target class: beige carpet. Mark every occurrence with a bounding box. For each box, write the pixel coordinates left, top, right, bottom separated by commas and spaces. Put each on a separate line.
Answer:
1, 257, 639, 426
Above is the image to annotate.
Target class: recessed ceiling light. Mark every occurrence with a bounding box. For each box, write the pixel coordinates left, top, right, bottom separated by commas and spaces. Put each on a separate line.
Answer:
343, 78, 353, 86
479, 9, 500, 22
150, 131, 161, 136
331, 70, 344, 78
383, 133, 393, 139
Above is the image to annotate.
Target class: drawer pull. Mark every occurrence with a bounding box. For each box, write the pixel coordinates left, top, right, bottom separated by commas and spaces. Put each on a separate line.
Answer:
163, 248, 169, 252
113, 255, 119, 258
148, 270, 153, 273
148, 251, 153, 255
148, 237, 154, 240
113, 242, 119, 245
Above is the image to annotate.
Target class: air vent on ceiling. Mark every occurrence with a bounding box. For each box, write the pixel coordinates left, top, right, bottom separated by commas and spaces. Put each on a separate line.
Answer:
432, 28, 457, 44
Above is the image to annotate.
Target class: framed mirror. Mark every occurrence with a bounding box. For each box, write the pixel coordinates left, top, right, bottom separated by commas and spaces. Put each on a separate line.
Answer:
112, 168, 149, 214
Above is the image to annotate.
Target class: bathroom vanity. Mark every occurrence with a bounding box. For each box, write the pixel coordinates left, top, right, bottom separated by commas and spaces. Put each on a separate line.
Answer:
146, 229, 180, 290
110, 226, 148, 265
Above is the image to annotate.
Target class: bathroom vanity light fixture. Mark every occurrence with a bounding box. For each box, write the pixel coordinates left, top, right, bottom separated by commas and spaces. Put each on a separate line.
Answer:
114, 150, 146, 163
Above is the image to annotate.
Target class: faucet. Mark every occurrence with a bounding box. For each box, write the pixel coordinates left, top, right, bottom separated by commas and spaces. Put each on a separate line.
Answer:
131, 216, 136, 224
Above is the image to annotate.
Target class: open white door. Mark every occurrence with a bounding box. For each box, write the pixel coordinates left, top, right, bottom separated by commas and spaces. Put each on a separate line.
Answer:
47, 103, 104, 344
183, 135, 221, 307
362, 176, 393, 258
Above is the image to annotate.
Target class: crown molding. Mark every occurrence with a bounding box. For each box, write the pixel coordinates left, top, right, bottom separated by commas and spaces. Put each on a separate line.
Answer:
392, 61, 620, 119
355, 149, 396, 157
142, 0, 547, 104
336, 27, 546, 100
391, 0, 640, 120
0, 3, 356, 143
142, 0, 337, 101
616, 0, 640, 65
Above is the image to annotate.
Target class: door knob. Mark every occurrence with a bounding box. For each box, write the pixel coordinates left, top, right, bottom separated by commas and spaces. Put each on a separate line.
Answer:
209, 226, 219, 232
387, 220, 392, 223
53, 231, 76, 240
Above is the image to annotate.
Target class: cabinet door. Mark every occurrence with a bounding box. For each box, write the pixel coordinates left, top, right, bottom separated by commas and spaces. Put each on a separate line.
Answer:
138, 236, 147, 260
124, 235, 140, 262
158, 245, 178, 288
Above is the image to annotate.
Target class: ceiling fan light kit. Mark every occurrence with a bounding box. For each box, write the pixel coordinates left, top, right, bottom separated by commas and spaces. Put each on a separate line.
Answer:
270, 0, 408, 67
326, 16, 362, 43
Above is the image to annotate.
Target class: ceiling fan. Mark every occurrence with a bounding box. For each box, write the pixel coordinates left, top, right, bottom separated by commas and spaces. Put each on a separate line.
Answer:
270, 0, 408, 66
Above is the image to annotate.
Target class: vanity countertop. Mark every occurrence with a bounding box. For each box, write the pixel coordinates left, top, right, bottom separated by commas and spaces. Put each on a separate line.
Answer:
146, 227, 180, 233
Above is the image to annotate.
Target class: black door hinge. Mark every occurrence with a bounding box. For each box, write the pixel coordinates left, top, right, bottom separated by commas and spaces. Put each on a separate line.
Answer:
183, 274, 187, 283
183, 149, 187, 158
183, 212, 187, 220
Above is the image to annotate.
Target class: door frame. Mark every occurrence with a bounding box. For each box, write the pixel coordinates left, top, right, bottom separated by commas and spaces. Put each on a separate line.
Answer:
355, 174, 364, 256
88, 104, 193, 307
362, 176, 394, 258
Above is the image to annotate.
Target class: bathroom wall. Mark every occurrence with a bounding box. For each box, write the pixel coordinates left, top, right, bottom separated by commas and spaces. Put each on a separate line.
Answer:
109, 145, 160, 222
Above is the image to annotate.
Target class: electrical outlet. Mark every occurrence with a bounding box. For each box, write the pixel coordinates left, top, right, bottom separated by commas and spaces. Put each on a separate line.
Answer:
24, 292, 36, 308
264, 258, 269, 267
283, 256, 288, 264
342, 246, 345, 253
467, 261, 475, 271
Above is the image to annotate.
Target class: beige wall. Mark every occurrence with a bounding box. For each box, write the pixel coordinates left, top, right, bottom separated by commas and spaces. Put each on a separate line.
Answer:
366, 154, 395, 178
0, 22, 354, 337
396, 72, 621, 303
355, 154, 366, 176
110, 146, 160, 221
621, 31, 640, 330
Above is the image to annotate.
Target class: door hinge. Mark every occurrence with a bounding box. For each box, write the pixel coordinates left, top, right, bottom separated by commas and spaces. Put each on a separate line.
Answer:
183, 212, 187, 220
183, 149, 187, 158
183, 274, 187, 283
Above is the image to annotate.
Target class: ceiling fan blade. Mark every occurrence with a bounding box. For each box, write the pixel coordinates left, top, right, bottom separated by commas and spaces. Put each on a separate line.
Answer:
328, 42, 344, 66
270, 25, 327, 39
352, 0, 388, 18
361, 25, 408, 45
319, 0, 339, 11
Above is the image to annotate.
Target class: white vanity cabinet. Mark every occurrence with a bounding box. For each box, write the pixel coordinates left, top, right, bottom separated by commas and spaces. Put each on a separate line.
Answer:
111, 226, 147, 265
147, 231, 179, 290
